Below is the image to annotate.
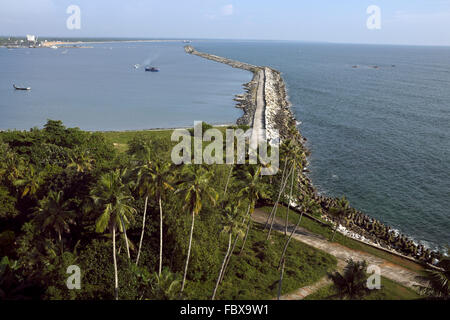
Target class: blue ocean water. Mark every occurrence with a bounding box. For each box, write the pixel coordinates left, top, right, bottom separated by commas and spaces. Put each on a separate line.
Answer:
1, 40, 449, 252
196, 41, 450, 252
0, 41, 251, 131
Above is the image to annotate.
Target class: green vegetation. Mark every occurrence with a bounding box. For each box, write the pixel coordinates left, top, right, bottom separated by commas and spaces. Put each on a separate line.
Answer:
0, 120, 339, 300
260, 205, 427, 274
306, 276, 421, 300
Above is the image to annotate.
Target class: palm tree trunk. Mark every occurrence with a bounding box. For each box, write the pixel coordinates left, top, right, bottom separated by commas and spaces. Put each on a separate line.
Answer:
279, 212, 303, 269
267, 166, 293, 240
264, 164, 293, 230
240, 219, 252, 255
159, 195, 163, 277
224, 165, 233, 196
58, 229, 63, 255
264, 158, 288, 230
181, 210, 195, 292
112, 226, 119, 300
238, 203, 252, 255
136, 196, 148, 265
277, 257, 285, 300
285, 167, 295, 236
120, 215, 130, 260
219, 233, 239, 285
212, 232, 232, 300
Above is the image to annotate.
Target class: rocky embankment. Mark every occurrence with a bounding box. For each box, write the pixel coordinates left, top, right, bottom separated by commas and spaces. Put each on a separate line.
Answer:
184, 45, 444, 267
185, 45, 295, 136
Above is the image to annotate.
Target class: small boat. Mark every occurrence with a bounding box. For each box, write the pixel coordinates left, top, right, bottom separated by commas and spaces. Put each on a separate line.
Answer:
13, 84, 31, 91
145, 67, 159, 72
134, 64, 140, 69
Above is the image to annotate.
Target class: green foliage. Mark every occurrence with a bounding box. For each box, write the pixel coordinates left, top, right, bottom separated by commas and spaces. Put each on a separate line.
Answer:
0, 120, 422, 301
306, 276, 421, 300
328, 259, 370, 300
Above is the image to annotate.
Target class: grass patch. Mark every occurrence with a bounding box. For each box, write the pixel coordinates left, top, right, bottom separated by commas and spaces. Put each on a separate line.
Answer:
186, 224, 337, 300
305, 276, 421, 300
100, 130, 174, 153
260, 205, 426, 274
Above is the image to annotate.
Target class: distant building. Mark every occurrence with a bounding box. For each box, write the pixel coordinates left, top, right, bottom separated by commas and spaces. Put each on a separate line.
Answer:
26, 34, 36, 42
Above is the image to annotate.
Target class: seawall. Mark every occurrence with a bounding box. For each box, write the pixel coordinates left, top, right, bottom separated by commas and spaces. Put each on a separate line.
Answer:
184, 45, 443, 268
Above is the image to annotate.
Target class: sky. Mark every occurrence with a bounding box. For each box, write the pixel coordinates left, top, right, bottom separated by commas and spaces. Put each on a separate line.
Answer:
1, 0, 450, 46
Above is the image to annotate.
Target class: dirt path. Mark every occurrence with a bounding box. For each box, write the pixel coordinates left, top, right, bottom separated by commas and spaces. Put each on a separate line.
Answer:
253, 209, 426, 293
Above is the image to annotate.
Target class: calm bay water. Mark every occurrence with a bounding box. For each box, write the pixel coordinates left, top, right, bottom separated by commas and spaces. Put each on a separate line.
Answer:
1, 40, 449, 252
196, 41, 450, 252
0, 41, 251, 131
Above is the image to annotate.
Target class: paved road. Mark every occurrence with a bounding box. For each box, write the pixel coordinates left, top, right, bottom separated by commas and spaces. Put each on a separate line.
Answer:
252, 209, 427, 292
250, 69, 266, 150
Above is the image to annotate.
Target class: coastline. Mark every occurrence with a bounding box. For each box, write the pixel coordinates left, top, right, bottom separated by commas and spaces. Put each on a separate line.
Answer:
41, 39, 188, 48
184, 45, 444, 267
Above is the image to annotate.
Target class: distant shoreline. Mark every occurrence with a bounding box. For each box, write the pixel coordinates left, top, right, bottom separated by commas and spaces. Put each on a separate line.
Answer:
41, 39, 191, 48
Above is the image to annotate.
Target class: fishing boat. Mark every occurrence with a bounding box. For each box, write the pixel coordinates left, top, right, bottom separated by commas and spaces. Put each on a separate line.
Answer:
13, 84, 31, 91
145, 67, 159, 72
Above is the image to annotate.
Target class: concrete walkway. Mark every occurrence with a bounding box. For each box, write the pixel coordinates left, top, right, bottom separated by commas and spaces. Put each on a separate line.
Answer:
250, 68, 266, 150
252, 209, 426, 293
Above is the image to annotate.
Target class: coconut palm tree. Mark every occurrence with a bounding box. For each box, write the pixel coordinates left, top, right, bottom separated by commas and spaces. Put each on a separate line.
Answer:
265, 165, 293, 240
178, 165, 218, 292
283, 142, 305, 235
151, 160, 174, 275
237, 165, 267, 254
278, 195, 320, 269
68, 150, 95, 173
329, 196, 352, 242
14, 165, 45, 198
151, 268, 183, 300
417, 256, 450, 299
91, 169, 136, 300
212, 200, 245, 300
328, 259, 370, 300
34, 190, 75, 254
134, 151, 153, 266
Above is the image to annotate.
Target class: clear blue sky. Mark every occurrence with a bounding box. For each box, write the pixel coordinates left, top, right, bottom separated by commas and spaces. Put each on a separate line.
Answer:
1, 0, 450, 46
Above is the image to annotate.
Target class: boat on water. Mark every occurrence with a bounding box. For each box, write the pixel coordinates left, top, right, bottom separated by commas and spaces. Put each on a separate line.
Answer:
145, 67, 159, 72
13, 84, 31, 91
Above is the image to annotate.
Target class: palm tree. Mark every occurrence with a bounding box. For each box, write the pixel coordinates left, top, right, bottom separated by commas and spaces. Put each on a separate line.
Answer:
152, 160, 174, 275
68, 150, 95, 173
212, 201, 245, 300
278, 195, 319, 269
91, 169, 136, 300
135, 152, 174, 272
178, 165, 218, 293
417, 256, 450, 299
151, 268, 183, 300
283, 143, 305, 235
264, 140, 301, 239
14, 165, 44, 198
328, 259, 370, 300
237, 165, 267, 254
0, 147, 25, 187
134, 151, 153, 266
329, 196, 352, 242
265, 165, 293, 240
34, 190, 75, 254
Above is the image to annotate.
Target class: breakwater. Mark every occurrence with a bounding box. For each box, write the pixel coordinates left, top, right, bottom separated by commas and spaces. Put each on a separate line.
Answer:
184, 45, 443, 267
